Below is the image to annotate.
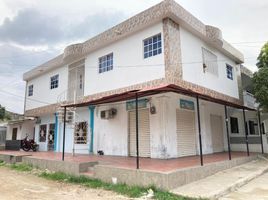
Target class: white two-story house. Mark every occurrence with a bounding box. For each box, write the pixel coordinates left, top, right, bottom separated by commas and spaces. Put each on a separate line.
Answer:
20, 0, 266, 158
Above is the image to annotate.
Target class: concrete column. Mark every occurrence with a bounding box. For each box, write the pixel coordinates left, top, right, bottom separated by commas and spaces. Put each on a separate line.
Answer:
150, 94, 176, 159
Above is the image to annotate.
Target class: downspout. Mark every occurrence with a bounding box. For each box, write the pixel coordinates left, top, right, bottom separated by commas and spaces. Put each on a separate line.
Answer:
89, 106, 95, 153
54, 113, 58, 152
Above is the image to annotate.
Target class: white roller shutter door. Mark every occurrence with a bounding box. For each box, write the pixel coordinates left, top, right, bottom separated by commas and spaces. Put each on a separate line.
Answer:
177, 109, 197, 157
210, 115, 224, 153
129, 109, 150, 157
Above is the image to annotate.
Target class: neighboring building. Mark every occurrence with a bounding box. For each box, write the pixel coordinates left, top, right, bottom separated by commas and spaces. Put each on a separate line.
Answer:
21, 0, 265, 157
0, 124, 7, 150
6, 118, 35, 141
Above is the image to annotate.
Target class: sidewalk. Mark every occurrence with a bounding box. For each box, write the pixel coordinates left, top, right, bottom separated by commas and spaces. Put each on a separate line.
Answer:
220, 172, 268, 200
171, 158, 268, 199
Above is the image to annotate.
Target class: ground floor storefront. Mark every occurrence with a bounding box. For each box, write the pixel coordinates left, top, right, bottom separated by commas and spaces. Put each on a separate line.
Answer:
30, 92, 266, 162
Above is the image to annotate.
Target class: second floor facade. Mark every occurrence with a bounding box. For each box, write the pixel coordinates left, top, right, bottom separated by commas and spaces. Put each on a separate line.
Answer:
23, 0, 245, 114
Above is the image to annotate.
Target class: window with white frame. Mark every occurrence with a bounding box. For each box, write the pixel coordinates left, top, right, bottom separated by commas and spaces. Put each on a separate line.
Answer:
28, 84, 33, 96
99, 53, 113, 73
143, 34, 162, 59
74, 121, 88, 144
50, 74, 59, 89
226, 64, 233, 80
202, 47, 218, 76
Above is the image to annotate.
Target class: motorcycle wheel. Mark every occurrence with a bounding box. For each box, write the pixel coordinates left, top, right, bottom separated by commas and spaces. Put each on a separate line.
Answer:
22, 145, 31, 152
32, 146, 37, 152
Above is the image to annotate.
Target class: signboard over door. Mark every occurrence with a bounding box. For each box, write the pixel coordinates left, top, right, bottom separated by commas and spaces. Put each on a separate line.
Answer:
180, 99, 195, 111
126, 99, 147, 111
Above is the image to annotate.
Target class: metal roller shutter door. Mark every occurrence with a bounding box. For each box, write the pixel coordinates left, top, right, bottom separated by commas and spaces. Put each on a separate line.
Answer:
129, 109, 151, 157
210, 115, 224, 153
177, 109, 197, 157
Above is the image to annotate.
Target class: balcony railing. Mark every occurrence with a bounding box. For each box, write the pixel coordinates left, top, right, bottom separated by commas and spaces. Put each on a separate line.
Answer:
243, 91, 257, 109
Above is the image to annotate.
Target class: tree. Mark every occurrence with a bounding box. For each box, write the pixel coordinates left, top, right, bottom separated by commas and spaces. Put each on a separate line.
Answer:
0, 105, 6, 120
253, 42, 268, 110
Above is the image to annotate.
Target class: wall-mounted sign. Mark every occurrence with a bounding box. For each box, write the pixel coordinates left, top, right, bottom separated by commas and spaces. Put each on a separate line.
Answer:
180, 99, 195, 110
126, 99, 147, 111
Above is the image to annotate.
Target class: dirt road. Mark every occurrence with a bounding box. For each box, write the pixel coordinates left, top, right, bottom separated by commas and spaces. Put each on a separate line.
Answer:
0, 167, 131, 200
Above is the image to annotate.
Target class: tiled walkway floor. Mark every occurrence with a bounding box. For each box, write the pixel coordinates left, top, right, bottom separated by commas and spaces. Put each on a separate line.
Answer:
0, 150, 251, 172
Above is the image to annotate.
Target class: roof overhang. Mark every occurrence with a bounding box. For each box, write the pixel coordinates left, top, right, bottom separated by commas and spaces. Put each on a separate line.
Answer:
64, 84, 255, 111
7, 117, 35, 125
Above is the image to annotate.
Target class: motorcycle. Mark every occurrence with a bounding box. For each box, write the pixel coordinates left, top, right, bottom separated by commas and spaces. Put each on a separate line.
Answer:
22, 136, 38, 152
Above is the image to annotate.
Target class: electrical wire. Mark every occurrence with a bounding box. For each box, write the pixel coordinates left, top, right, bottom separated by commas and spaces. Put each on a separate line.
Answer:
0, 56, 259, 69
0, 89, 52, 105
0, 40, 265, 59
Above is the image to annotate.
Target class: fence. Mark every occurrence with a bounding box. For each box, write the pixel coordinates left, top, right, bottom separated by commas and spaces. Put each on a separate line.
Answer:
0, 129, 6, 145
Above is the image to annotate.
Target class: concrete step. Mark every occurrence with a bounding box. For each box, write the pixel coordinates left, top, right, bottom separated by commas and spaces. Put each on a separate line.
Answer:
171, 158, 268, 199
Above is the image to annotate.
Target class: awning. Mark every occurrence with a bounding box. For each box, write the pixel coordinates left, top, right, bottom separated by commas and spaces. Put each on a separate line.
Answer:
64, 84, 255, 111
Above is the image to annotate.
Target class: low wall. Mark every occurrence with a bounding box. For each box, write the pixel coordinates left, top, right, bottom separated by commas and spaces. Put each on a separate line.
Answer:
5, 140, 21, 151
22, 156, 97, 175
94, 155, 258, 190
0, 154, 24, 164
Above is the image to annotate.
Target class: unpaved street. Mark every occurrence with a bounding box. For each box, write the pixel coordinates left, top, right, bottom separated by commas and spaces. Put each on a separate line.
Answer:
0, 167, 131, 200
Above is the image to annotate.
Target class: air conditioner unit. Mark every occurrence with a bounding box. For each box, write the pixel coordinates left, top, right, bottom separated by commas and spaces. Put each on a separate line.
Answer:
100, 108, 117, 119
57, 109, 74, 123
66, 111, 74, 123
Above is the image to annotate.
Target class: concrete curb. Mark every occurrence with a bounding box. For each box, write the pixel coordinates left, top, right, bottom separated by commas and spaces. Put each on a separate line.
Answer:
211, 158, 268, 199
93, 155, 258, 190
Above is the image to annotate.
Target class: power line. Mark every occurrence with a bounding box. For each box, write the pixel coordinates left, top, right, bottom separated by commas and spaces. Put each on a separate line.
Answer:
0, 89, 52, 105
0, 87, 133, 112
0, 56, 258, 69
0, 50, 57, 59
0, 40, 265, 61
230, 41, 267, 45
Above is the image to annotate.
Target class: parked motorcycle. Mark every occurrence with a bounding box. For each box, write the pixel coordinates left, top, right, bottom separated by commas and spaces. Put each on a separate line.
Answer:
22, 136, 38, 152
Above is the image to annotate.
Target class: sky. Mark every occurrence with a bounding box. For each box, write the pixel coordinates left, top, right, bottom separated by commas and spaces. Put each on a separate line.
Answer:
0, 0, 267, 114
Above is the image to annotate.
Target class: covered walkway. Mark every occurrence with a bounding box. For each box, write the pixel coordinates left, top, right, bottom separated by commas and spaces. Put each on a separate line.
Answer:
0, 150, 253, 172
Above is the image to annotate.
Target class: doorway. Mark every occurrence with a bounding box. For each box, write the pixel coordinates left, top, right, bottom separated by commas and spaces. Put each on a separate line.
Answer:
12, 128, 17, 140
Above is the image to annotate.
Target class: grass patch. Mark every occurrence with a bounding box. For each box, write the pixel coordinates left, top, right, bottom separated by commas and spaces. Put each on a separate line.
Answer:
39, 171, 203, 200
0, 160, 4, 166
154, 190, 199, 200
9, 163, 33, 172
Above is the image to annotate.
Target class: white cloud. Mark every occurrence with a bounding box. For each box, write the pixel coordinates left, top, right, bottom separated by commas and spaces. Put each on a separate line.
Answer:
0, 0, 267, 113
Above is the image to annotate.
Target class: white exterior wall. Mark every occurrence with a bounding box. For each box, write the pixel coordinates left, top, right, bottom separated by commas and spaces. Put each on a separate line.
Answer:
92, 93, 228, 158
92, 93, 178, 158
150, 94, 177, 158
35, 114, 55, 151
25, 65, 68, 110
84, 22, 165, 95
180, 27, 239, 99
94, 103, 128, 156
57, 107, 91, 154
198, 100, 227, 154
6, 120, 35, 140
